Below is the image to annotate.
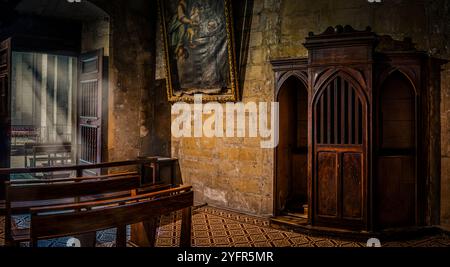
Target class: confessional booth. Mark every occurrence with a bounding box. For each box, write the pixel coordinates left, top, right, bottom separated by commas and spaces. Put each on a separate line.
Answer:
272, 26, 445, 233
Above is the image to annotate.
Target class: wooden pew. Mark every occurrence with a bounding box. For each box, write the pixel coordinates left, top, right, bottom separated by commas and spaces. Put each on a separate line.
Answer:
30, 144, 73, 168
24, 142, 71, 168
0, 158, 160, 200
0, 157, 179, 246
4, 172, 152, 246
29, 186, 194, 247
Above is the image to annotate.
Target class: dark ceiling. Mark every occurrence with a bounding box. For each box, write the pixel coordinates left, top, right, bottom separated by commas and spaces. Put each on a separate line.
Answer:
15, 0, 108, 21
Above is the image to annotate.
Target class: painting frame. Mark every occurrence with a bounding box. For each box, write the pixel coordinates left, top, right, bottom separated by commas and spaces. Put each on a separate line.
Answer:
159, 0, 240, 103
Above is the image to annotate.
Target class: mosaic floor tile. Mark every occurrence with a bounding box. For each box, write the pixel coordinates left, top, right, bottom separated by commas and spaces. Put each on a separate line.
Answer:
1, 207, 450, 247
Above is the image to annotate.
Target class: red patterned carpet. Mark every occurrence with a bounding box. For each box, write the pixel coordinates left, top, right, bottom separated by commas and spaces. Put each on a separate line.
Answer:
1, 206, 450, 247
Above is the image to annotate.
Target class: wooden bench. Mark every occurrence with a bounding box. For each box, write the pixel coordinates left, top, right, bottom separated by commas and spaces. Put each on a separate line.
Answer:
23, 142, 71, 168
11, 126, 39, 146
2, 157, 159, 188
29, 144, 72, 168
5, 172, 171, 246
30, 186, 194, 247
0, 158, 183, 246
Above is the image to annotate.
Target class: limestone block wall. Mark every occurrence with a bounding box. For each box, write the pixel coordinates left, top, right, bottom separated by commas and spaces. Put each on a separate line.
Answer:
88, 0, 159, 163
81, 18, 110, 57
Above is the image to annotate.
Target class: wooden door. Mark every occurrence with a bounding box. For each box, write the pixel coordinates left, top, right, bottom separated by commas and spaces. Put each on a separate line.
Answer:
0, 38, 11, 198
376, 72, 416, 229
78, 49, 104, 166
0, 38, 11, 168
313, 75, 366, 228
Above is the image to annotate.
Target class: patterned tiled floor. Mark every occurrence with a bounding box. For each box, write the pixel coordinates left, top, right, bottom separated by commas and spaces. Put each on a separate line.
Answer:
1, 206, 450, 247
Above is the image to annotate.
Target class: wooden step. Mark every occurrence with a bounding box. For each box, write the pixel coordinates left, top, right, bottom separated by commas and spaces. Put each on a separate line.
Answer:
270, 215, 308, 228
285, 203, 309, 217
285, 212, 308, 219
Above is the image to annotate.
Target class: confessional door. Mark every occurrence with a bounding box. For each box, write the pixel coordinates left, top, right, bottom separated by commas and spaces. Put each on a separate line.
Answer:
313, 75, 366, 228
78, 49, 104, 166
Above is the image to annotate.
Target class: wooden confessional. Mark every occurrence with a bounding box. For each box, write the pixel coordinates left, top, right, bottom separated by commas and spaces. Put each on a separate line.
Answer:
272, 25, 445, 232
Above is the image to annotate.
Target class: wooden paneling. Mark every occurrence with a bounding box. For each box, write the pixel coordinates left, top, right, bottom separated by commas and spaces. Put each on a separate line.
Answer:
297, 87, 308, 147
317, 152, 338, 217
292, 153, 307, 204
342, 153, 362, 220
376, 156, 415, 228
276, 79, 296, 212
376, 71, 416, 229
380, 73, 415, 150
276, 76, 309, 214
310, 46, 371, 65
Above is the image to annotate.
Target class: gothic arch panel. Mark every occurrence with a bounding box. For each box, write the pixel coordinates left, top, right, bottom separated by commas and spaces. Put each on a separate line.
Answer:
275, 75, 309, 216
375, 70, 417, 229
312, 73, 367, 227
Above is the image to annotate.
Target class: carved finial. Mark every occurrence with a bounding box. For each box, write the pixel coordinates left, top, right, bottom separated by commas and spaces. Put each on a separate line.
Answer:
304, 25, 378, 49
343, 25, 354, 33
323, 26, 335, 35
313, 25, 373, 37
334, 25, 344, 33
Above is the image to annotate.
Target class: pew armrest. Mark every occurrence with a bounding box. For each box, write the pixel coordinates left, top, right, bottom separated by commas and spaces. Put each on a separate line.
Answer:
0, 200, 5, 215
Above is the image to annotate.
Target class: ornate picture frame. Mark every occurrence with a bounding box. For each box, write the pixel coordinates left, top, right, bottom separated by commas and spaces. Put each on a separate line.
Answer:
159, 0, 240, 103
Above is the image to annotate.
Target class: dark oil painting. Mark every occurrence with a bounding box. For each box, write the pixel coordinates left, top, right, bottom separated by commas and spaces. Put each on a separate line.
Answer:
160, 0, 239, 102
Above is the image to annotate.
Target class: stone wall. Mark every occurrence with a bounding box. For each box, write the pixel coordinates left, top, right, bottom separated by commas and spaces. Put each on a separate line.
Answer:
155, 1, 277, 217
81, 18, 110, 56
154, 0, 450, 221
88, 0, 160, 162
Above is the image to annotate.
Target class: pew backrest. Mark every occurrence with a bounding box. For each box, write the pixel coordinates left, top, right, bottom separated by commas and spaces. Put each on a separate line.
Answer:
6, 172, 140, 203
30, 186, 194, 247
4, 172, 141, 245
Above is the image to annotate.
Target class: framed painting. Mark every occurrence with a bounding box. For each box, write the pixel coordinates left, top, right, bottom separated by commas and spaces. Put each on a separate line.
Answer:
159, 0, 240, 103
